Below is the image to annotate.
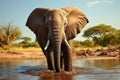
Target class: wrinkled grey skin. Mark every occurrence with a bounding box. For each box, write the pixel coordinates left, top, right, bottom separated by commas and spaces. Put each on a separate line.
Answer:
26, 6, 89, 72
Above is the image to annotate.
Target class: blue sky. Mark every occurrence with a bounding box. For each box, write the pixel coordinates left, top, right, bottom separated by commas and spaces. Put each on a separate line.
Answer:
0, 0, 120, 41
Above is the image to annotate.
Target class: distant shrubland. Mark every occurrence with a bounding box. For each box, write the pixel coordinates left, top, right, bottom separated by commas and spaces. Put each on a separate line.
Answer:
0, 23, 120, 50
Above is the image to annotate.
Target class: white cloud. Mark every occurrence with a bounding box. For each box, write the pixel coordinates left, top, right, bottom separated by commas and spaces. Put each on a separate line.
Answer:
88, 0, 100, 6
103, 0, 112, 4
88, 0, 113, 7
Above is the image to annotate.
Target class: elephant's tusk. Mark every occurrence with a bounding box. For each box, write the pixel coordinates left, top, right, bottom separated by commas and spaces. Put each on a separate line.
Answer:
64, 39, 71, 49
62, 29, 71, 49
44, 40, 50, 50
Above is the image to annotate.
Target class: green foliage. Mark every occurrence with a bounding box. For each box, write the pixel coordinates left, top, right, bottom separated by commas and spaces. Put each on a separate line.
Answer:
19, 37, 39, 48
0, 23, 21, 47
99, 34, 113, 46
73, 40, 94, 48
83, 24, 116, 38
19, 42, 39, 48
100, 30, 120, 46
83, 24, 117, 46
12, 41, 39, 48
20, 37, 31, 43
73, 41, 82, 48
0, 23, 119, 49
118, 45, 120, 50
80, 40, 94, 47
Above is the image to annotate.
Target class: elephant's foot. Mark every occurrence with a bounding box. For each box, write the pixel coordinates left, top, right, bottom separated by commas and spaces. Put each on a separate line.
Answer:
64, 67, 72, 72
55, 69, 61, 73
64, 59, 72, 72
48, 67, 54, 71
54, 66, 61, 72
63, 71, 73, 75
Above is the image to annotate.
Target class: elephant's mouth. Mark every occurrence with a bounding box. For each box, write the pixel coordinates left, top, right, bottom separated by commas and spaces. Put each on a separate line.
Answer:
44, 38, 71, 51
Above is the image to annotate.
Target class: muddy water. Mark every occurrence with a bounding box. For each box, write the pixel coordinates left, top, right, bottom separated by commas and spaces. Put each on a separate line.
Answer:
0, 59, 120, 80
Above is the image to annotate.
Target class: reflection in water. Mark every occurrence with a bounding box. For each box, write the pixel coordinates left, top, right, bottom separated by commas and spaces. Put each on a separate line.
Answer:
40, 71, 73, 80
0, 59, 120, 80
73, 59, 120, 70
0, 59, 44, 80
94, 59, 120, 70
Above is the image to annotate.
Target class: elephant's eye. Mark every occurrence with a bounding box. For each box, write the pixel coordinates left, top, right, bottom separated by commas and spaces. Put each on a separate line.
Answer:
45, 20, 50, 26
64, 22, 66, 25
46, 23, 49, 26
64, 22, 67, 26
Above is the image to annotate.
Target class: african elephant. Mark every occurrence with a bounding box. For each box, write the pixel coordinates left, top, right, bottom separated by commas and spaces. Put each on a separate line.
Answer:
26, 6, 89, 72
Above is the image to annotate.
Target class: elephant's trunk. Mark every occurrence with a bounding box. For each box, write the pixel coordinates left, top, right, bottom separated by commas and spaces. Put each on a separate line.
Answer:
44, 26, 71, 72
51, 27, 62, 72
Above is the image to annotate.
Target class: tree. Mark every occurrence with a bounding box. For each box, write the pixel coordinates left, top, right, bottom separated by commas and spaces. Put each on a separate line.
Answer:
19, 37, 39, 48
83, 24, 116, 45
100, 30, 120, 46
0, 23, 21, 47
115, 30, 120, 43
20, 37, 31, 43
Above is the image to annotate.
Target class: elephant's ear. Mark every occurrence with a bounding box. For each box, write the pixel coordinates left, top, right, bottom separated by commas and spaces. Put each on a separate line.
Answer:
62, 6, 89, 40
26, 8, 49, 34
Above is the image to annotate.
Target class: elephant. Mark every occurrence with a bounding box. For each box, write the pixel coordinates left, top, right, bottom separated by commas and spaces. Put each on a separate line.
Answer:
26, 6, 89, 72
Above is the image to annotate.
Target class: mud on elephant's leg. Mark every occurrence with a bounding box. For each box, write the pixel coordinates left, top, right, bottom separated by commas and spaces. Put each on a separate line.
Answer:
61, 44, 72, 71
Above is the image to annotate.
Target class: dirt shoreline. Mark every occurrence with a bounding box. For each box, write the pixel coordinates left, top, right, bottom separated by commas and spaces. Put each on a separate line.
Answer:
0, 50, 118, 60
0, 50, 45, 59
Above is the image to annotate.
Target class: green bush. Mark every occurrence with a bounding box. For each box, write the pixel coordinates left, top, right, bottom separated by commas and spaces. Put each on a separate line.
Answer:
73, 41, 82, 48
73, 40, 95, 48
80, 40, 94, 47
118, 45, 120, 50
19, 42, 39, 48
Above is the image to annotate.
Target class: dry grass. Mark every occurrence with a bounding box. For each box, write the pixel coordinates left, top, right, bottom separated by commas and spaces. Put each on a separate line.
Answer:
0, 47, 119, 59
0, 47, 45, 59
10, 47, 42, 51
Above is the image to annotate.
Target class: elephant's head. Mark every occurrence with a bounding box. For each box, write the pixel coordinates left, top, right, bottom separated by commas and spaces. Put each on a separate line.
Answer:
44, 8, 70, 50
26, 6, 89, 72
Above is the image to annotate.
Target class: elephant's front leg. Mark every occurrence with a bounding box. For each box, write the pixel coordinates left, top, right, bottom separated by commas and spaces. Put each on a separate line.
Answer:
60, 52, 64, 70
44, 50, 54, 70
61, 44, 72, 71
